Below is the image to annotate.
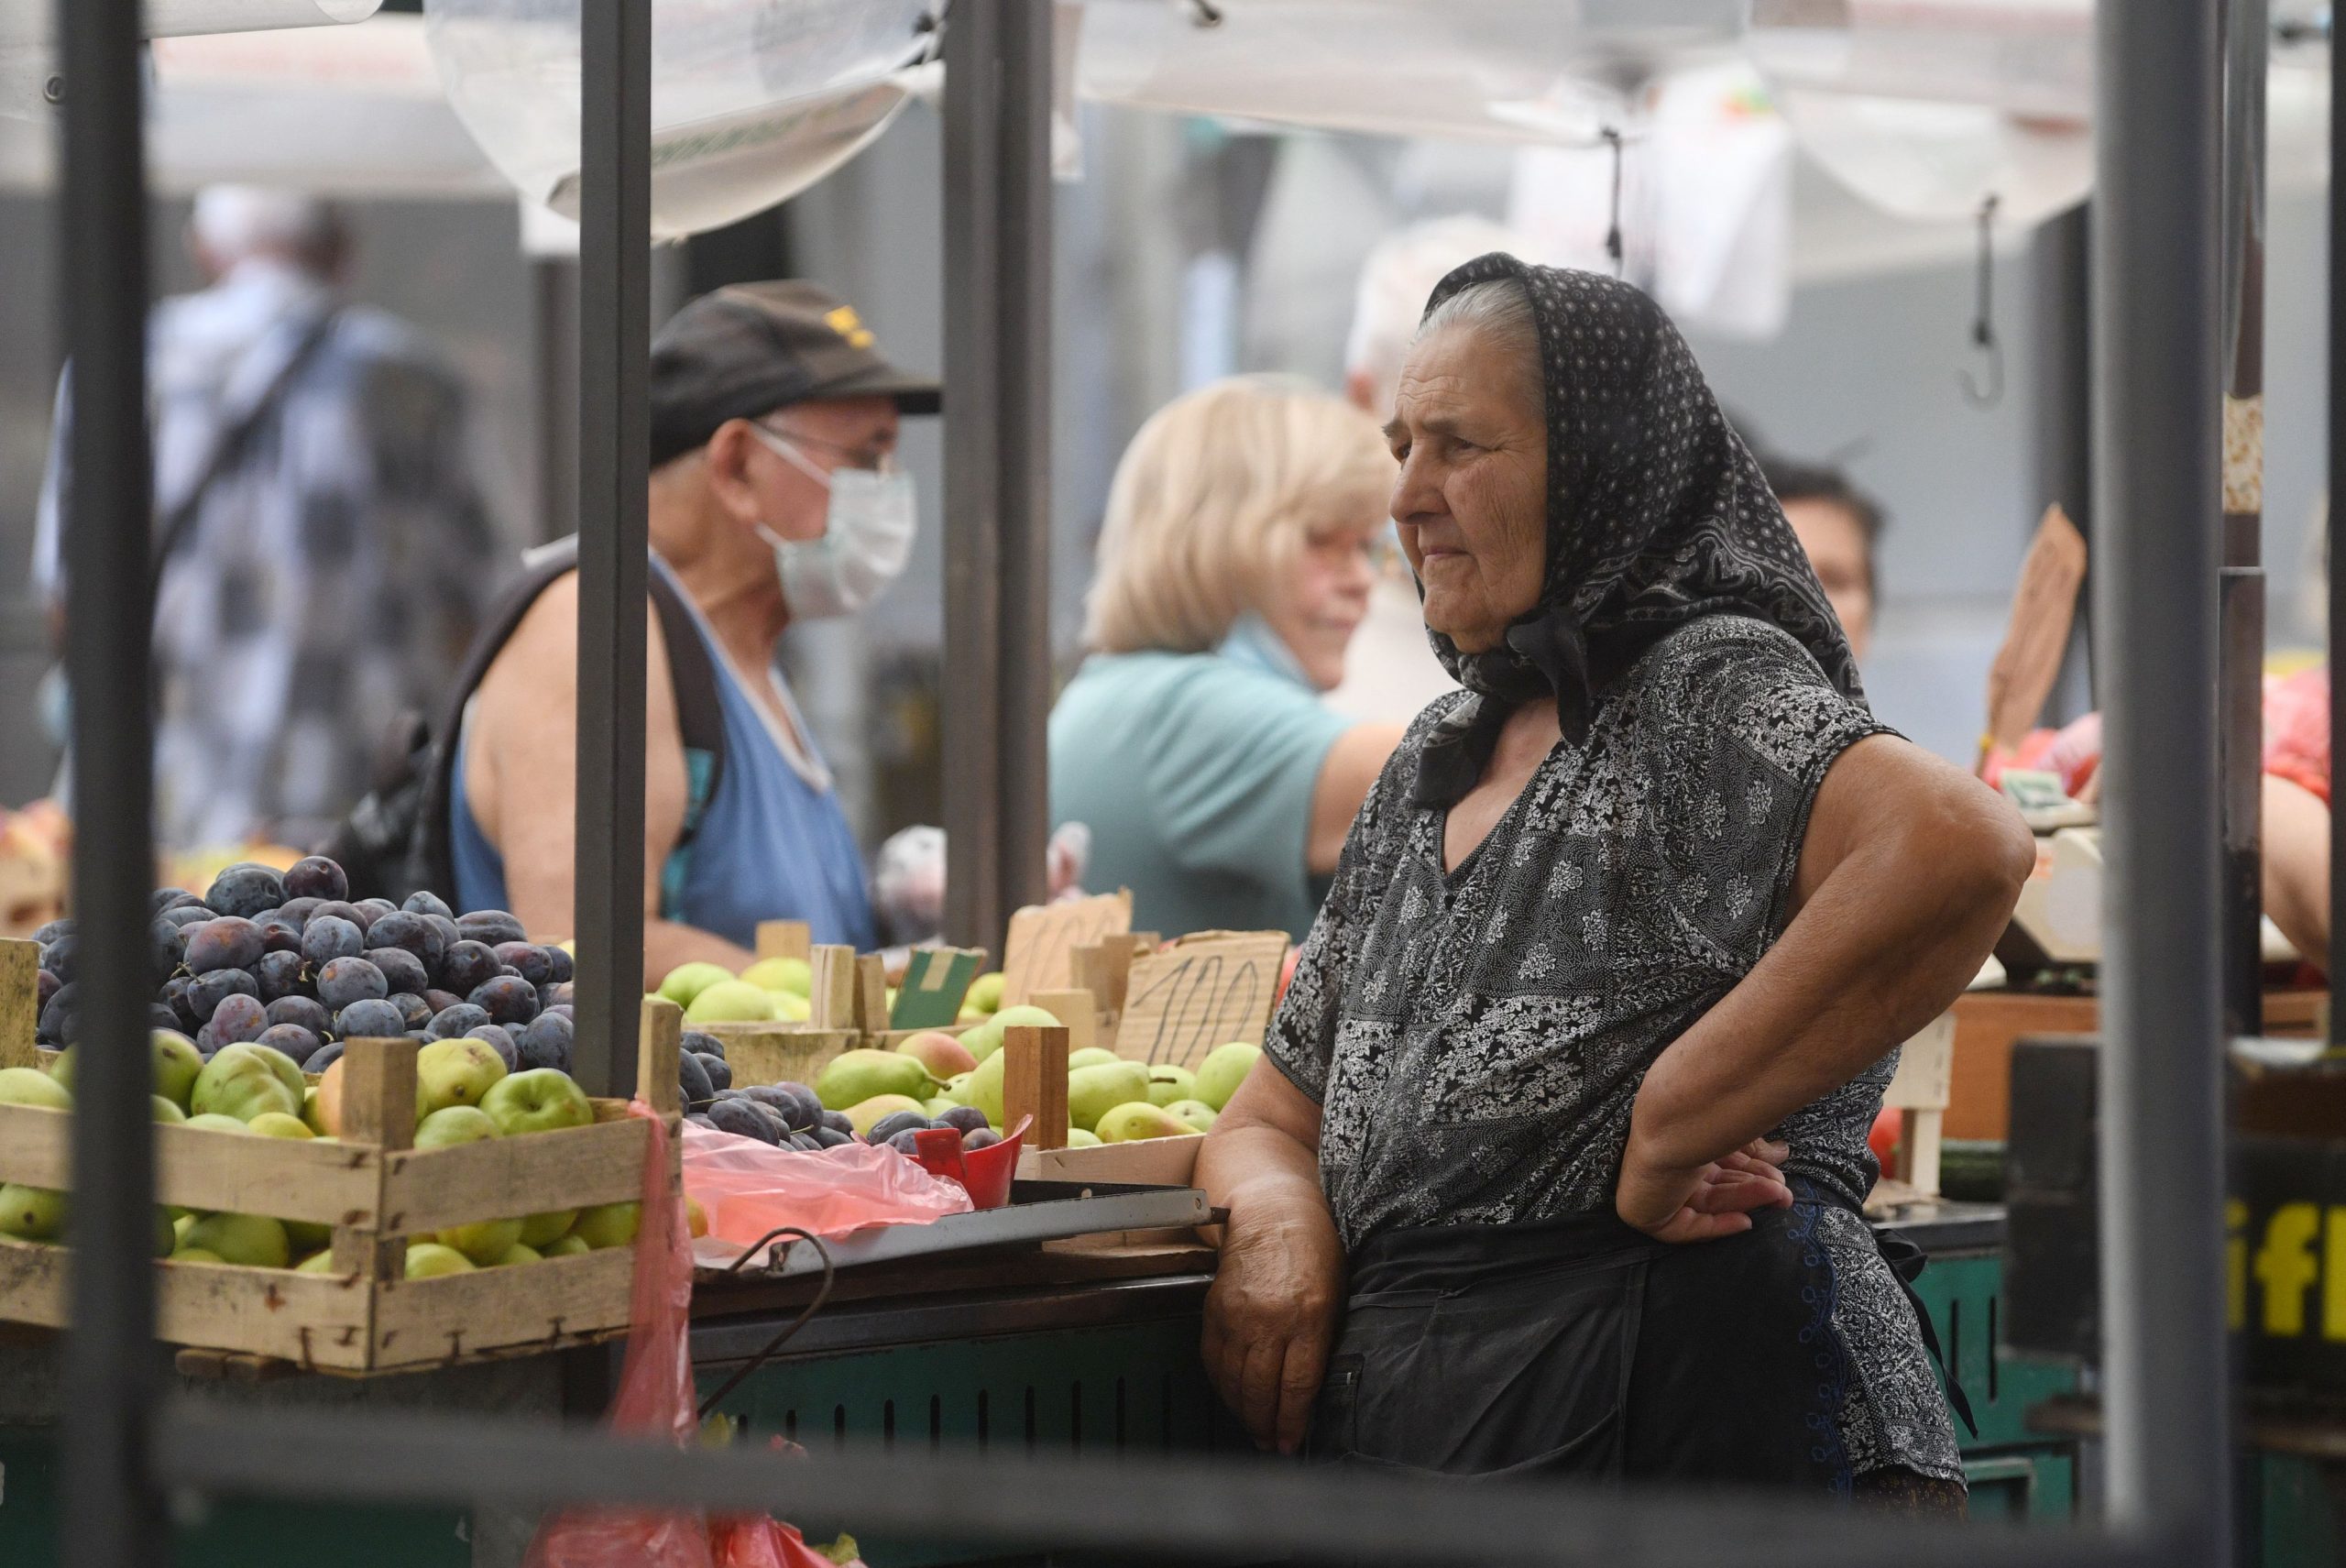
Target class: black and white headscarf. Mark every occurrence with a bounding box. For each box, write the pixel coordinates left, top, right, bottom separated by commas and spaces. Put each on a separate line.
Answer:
1413, 256, 1864, 802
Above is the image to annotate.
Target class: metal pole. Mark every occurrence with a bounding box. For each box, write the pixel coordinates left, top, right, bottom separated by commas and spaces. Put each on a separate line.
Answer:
2218, 0, 2269, 1035
941, 0, 1053, 949
571, 0, 651, 1097
2092, 1, 2232, 1559
2330, 0, 2346, 1033
56, 2, 168, 1564
2030, 203, 2093, 723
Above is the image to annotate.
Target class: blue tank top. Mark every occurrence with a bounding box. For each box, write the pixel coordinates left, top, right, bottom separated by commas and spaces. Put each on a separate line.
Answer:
449, 563, 878, 951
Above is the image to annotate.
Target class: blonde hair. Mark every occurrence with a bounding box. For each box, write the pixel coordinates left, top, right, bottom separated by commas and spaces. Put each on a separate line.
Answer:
1083, 376, 1395, 654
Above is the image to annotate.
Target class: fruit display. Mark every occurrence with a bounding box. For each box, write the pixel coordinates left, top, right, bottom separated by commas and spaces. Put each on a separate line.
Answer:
652, 954, 1008, 1031
29, 854, 577, 1080
0, 1022, 628, 1275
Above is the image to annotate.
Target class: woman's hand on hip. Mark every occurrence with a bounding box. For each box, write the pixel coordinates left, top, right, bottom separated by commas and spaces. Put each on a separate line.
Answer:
1201, 1198, 1346, 1455
1615, 1135, 1792, 1245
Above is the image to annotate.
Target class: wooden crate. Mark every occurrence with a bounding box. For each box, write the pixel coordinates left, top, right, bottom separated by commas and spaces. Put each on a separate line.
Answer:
0, 981, 683, 1376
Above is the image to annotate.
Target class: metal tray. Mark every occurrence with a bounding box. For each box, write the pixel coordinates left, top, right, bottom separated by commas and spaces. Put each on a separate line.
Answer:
758, 1180, 1213, 1278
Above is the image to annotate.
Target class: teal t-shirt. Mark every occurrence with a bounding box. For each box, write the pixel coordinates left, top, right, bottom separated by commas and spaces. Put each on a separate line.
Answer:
1048, 630, 1354, 944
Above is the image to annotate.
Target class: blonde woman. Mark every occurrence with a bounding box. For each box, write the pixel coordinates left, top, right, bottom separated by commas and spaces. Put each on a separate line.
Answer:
1050, 377, 1405, 942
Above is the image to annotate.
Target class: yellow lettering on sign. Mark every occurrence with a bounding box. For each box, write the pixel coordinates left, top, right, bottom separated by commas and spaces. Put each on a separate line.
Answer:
825, 305, 876, 350
2257, 1202, 2322, 1336
2328, 1209, 2346, 1342
2227, 1200, 2249, 1332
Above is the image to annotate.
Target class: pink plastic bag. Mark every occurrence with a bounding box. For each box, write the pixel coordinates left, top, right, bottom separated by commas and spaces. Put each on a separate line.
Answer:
711, 1514, 858, 1568
681, 1123, 972, 1251
526, 1103, 716, 1568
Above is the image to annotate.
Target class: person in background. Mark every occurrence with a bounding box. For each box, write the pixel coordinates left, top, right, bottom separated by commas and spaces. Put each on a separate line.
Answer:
1051, 377, 1403, 943
1759, 455, 1884, 663
1325, 215, 1536, 725
36, 186, 503, 851
454, 282, 929, 981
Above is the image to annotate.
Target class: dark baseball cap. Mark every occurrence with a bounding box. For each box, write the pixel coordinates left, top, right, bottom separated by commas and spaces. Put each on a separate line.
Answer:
648, 280, 939, 468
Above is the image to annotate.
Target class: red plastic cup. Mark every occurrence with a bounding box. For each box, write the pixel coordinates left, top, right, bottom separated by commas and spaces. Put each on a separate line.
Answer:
910, 1115, 1028, 1210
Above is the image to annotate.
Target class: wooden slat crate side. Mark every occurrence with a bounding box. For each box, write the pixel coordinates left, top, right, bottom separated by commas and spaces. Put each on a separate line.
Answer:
0, 1103, 383, 1225
378, 1116, 651, 1234
719, 1028, 854, 1090
0, 1240, 381, 1372
368, 1245, 637, 1369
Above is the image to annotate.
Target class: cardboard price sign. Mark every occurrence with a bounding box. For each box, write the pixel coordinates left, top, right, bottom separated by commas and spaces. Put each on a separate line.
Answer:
1115, 931, 1288, 1072
890, 947, 985, 1030
1001, 889, 1132, 1006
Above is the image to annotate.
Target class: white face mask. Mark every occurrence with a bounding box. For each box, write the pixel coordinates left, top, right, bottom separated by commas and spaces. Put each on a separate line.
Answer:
748, 423, 918, 619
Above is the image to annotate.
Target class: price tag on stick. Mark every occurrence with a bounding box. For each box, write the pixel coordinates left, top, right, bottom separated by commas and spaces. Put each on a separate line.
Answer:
890, 947, 985, 1030
1114, 930, 1288, 1072
1001, 889, 1132, 1006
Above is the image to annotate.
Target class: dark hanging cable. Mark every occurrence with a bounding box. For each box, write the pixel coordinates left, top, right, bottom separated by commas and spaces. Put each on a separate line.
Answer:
1602, 126, 1626, 279
1960, 192, 2004, 407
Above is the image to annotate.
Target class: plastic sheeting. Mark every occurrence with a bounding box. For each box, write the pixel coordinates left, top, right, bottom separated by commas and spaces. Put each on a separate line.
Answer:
0, 0, 379, 48
422, 0, 936, 238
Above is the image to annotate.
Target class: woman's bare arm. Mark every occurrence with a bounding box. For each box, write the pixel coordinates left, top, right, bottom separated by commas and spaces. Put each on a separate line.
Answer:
1196, 1061, 1344, 1454
1308, 724, 1407, 875
1617, 735, 2032, 1233
2263, 772, 2330, 971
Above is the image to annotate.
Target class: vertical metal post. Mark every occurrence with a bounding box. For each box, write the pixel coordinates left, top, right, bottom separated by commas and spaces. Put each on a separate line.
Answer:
533, 258, 581, 547
2030, 203, 2093, 722
2092, 1, 2232, 1558
56, 3, 167, 1566
2333, 0, 2346, 1033
942, 0, 1054, 949
2218, 0, 2269, 1035
572, 0, 651, 1097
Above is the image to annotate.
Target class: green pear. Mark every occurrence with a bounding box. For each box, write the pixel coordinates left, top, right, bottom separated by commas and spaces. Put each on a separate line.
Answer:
772, 991, 812, 1023
963, 1004, 1060, 1064
1095, 1102, 1200, 1144
1066, 1047, 1120, 1071
186, 1113, 253, 1135
489, 1242, 543, 1267
403, 1242, 476, 1278
572, 1201, 640, 1250
739, 956, 814, 998
190, 1047, 299, 1124
415, 1037, 508, 1116
657, 961, 736, 1009
181, 1212, 290, 1269
1163, 1098, 1220, 1134
245, 1112, 313, 1140
1063, 1128, 1102, 1149
684, 981, 779, 1025
846, 1093, 926, 1136
295, 1250, 341, 1275
519, 1209, 578, 1248
151, 1095, 186, 1124
1193, 1041, 1264, 1112
436, 1217, 524, 1266
153, 1208, 177, 1257
961, 1049, 1007, 1127
965, 971, 1006, 1014
1146, 1064, 1197, 1107
0, 1183, 67, 1240
1066, 1061, 1152, 1134
151, 1030, 204, 1108
414, 1105, 502, 1149
247, 1044, 305, 1102
543, 1233, 593, 1258
814, 1048, 932, 1112
170, 1247, 226, 1265
0, 1067, 71, 1112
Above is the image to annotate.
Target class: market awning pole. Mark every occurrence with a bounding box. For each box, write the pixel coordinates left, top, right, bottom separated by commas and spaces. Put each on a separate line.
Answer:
571, 0, 652, 1097
2092, 0, 2232, 1555
941, 0, 1054, 949
2218, 0, 2269, 1036
56, 1, 168, 1563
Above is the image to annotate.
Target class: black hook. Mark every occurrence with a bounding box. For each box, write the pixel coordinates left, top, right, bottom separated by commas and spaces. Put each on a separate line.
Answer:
1602, 126, 1626, 280
1188, 0, 1225, 26
1960, 193, 2003, 408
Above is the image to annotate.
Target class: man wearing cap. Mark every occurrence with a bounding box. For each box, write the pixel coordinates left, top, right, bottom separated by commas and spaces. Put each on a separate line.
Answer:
449, 282, 936, 981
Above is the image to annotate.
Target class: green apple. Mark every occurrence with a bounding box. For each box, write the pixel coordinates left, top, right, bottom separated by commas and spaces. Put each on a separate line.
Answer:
480, 1068, 595, 1137
572, 1201, 641, 1250
151, 1095, 186, 1124
414, 1105, 502, 1149
1066, 1062, 1151, 1134
845, 1093, 926, 1137
151, 1030, 204, 1108
1163, 1098, 1219, 1134
0, 1183, 66, 1240
190, 1046, 298, 1124
815, 1048, 932, 1111
1193, 1041, 1263, 1112
295, 1250, 341, 1275
0, 1066, 71, 1111
965, 971, 1006, 1014
684, 981, 779, 1025
415, 1037, 508, 1116
543, 1233, 592, 1258
658, 961, 737, 1008
1095, 1102, 1200, 1144
518, 1209, 577, 1248
247, 1044, 305, 1102
739, 956, 814, 998
181, 1212, 290, 1269
185, 1113, 253, 1135
435, 1217, 524, 1266
245, 1111, 313, 1140
403, 1242, 477, 1279
489, 1242, 543, 1267
1146, 1065, 1197, 1107
169, 1246, 225, 1265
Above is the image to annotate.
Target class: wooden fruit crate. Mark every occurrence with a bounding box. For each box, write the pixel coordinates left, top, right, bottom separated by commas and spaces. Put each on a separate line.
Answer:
0, 955, 683, 1376
696, 938, 986, 1091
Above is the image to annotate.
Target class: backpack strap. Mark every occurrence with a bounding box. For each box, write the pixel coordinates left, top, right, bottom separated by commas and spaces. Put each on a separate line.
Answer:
413, 539, 729, 911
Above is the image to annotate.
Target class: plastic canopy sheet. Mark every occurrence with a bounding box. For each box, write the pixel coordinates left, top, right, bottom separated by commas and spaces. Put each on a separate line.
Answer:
1073, 0, 1744, 145
0, 0, 379, 47
423, 0, 935, 237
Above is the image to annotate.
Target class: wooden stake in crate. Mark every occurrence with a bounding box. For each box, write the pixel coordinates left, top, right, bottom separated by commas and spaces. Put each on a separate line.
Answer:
754, 920, 813, 964
1069, 940, 1134, 1018
1001, 1024, 1070, 1151
851, 953, 890, 1034
332, 1036, 415, 1281
806, 944, 859, 1029
1029, 989, 1099, 1054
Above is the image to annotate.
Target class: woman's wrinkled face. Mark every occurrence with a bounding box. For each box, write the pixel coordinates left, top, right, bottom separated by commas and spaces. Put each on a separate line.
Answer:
1386, 323, 1548, 653
1259, 516, 1380, 691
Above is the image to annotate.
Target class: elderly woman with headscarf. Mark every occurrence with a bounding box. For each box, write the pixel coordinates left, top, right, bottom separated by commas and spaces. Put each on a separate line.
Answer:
1195, 258, 2033, 1509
